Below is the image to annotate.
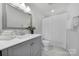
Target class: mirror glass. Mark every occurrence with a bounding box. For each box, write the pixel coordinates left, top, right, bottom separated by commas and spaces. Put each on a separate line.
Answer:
2, 3, 31, 29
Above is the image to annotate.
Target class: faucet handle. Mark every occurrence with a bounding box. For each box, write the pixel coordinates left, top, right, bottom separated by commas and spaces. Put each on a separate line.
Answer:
25, 26, 36, 34
26, 26, 36, 30
31, 26, 36, 30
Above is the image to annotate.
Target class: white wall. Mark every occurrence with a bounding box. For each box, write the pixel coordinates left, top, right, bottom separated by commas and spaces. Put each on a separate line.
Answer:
28, 4, 42, 34
0, 3, 2, 32
67, 3, 79, 55
28, 3, 53, 34
32, 12, 42, 34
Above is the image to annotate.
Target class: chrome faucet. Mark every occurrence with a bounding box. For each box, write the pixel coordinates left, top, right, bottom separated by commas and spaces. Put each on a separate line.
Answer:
25, 13, 36, 34
25, 26, 36, 34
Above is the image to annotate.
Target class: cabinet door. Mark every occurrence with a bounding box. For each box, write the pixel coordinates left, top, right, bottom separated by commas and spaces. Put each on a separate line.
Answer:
31, 37, 42, 56
8, 42, 31, 56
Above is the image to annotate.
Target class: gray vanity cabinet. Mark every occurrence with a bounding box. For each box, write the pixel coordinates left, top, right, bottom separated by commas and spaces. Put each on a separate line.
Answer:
8, 42, 31, 56
31, 37, 42, 56
1, 36, 42, 56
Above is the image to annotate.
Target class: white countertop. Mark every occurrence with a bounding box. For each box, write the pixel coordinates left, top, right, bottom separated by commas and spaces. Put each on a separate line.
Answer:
0, 34, 41, 50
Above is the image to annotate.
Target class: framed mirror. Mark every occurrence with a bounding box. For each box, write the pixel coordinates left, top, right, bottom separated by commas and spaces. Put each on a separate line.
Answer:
2, 3, 31, 30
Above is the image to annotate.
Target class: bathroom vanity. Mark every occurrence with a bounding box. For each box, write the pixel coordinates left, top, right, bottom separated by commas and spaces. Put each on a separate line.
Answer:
0, 4, 42, 56
0, 34, 42, 56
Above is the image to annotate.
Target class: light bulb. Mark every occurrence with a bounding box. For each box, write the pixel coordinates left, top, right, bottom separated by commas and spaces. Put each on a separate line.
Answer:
51, 9, 55, 13
26, 6, 31, 12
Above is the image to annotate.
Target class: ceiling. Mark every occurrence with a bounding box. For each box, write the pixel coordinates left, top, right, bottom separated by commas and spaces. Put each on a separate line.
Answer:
28, 3, 70, 16
9, 3, 70, 16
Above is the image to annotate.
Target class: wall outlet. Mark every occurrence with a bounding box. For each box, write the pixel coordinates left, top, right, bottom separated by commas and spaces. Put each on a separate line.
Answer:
68, 49, 76, 55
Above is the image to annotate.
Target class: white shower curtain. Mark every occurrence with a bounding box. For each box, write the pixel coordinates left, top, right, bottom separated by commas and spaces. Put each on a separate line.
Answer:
42, 13, 68, 49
